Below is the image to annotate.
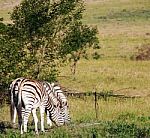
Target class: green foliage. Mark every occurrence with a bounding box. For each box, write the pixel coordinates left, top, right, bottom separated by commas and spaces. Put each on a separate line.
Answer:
0, 0, 99, 86
0, 21, 22, 88
104, 120, 150, 138
61, 23, 98, 55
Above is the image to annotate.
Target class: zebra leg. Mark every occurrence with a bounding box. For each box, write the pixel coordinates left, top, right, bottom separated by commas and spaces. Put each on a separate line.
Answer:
11, 106, 17, 124
22, 108, 25, 119
32, 109, 39, 134
46, 110, 52, 127
16, 107, 23, 134
23, 106, 32, 133
10, 89, 17, 125
40, 106, 45, 132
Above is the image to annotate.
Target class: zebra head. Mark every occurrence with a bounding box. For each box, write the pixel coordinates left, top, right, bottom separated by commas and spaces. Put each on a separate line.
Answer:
44, 81, 70, 125
60, 101, 71, 124
50, 83, 71, 124
46, 92, 65, 126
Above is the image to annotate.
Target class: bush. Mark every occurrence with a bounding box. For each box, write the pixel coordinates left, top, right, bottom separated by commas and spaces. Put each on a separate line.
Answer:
104, 121, 150, 138
131, 44, 150, 60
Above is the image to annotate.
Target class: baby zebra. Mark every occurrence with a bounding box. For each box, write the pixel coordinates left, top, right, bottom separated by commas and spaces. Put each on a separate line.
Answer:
10, 78, 64, 134
46, 82, 70, 127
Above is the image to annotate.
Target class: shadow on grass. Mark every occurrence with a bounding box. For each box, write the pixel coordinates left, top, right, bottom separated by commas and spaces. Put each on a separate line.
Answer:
0, 121, 12, 134
0, 121, 62, 134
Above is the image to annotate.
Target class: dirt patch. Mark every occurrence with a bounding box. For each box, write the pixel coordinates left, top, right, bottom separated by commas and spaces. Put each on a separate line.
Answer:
131, 44, 150, 61
0, 0, 20, 9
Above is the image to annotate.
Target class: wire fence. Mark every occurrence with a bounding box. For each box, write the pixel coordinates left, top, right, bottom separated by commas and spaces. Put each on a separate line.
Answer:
65, 91, 143, 119
0, 87, 145, 120
0, 88, 142, 105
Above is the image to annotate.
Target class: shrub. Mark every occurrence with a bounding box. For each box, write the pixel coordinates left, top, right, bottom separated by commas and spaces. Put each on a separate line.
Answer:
131, 44, 150, 60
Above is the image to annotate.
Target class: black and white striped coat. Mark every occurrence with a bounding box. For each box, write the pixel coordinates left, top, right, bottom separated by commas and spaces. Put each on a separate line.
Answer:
46, 82, 70, 126
10, 78, 65, 134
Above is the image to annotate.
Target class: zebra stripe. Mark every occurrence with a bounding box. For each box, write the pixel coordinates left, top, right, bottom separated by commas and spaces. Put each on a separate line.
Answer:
10, 78, 64, 134
46, 82, 70, 126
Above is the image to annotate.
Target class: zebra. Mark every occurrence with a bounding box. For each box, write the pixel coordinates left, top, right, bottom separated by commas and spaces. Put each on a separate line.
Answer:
10, 78, 70, 127
10, 78, 64, 134
10, 78, 71, 133
46, 82, 70, 127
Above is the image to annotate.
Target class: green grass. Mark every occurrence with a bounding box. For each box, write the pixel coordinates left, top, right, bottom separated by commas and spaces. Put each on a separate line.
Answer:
1, 97, 150, 137
1, 123, 150, 138
59, 59, 150, 96
83, 0, 150, 24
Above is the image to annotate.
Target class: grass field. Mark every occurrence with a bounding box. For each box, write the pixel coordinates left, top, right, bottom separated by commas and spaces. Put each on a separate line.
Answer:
0, 0, 150, 137
1, 97, 150, 137
59, 0, 150, 96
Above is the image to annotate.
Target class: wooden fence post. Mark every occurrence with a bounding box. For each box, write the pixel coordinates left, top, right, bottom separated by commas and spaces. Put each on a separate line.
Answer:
94, 91, 98, 119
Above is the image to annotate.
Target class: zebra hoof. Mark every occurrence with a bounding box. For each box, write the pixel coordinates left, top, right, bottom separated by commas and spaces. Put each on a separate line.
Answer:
35, 131, 39, 135
47, 124, 52, 127
12, 123, 17, 128
41, 130, 45, 133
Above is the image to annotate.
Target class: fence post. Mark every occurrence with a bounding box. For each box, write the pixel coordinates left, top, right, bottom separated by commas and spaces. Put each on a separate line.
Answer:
94, 91, 98, 119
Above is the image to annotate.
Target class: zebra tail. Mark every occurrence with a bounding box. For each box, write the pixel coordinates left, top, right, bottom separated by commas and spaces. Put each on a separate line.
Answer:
10, 82, 16, 123
17, 80, 23, 120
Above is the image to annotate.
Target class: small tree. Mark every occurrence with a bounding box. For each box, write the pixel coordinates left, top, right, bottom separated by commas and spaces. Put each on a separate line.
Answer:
1, 0, 99, 85
61, 23, 99, 76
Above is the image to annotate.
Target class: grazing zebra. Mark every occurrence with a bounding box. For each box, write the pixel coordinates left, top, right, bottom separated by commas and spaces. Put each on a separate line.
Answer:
46, 82, 70, 126
10, 78, 64, 134
10, 78, 70, 127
